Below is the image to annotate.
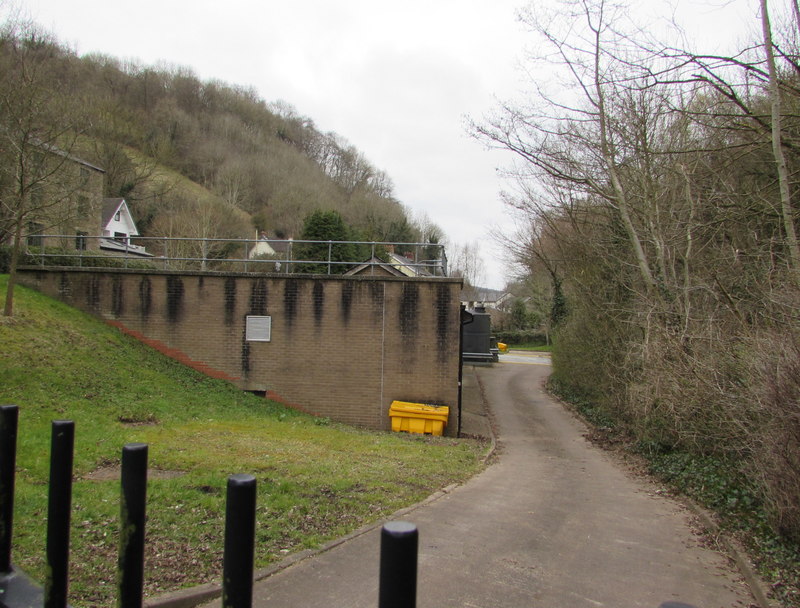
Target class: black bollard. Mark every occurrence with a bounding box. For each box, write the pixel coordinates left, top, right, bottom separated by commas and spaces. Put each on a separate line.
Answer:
45, 420, 75, 608
222, 474, 257, 608
378, 521, 418, 608
0, 405, 19, 574
118, 443, 148, 608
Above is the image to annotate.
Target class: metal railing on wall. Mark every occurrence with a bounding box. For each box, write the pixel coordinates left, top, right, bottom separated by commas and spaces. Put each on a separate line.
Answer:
21, 235, 448, 278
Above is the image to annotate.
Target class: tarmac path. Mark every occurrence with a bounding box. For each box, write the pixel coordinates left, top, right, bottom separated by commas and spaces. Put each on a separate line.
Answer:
199, 354, 756, 608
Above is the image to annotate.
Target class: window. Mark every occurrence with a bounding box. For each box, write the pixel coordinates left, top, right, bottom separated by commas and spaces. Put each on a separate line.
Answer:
26, 223, 44, 248
77, 196, 89, 217
114, 231, 127, 244
114, 210, 121, 222
246, 316, 272, 342
75, 232, 88, 251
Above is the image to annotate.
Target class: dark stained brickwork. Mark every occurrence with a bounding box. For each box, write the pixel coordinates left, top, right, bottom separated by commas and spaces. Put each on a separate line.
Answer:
17, 269, 463, 434
313, 281, 325, 326
111, 275, 124, 318
166, 276, 184, 322
283, 279, 299, 329
138, 277, 152, 320
224, 277, 237, 326
248, 278, 268, 316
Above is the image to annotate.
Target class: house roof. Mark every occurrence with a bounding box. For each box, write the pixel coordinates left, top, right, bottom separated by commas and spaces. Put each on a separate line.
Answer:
461, 286, 506, 303
99, 238, 153, 257
101, 198, 127, 227
344, 256, 408, 277
344, 252, 434, 278
268, 239, 293, 254
387, 252, 432, 277
63, 153, 105, 174
33, 139, 105, 173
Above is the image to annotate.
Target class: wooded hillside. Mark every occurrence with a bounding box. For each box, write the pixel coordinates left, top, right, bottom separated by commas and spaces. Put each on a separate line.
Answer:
0, 19, 428, 248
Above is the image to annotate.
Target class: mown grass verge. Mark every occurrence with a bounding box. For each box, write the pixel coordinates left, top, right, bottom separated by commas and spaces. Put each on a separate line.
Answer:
509, 343, 552, 352
0, 276, 488, 607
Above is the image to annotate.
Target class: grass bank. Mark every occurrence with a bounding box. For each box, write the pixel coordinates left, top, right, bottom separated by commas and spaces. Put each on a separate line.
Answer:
509, 343, 552, 352
0, 276, 487, 606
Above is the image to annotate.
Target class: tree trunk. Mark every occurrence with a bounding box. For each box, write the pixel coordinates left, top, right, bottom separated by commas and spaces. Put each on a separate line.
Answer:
792, 0, 800, 36
761, 0, 800, 272
591, 20, 657, 293
3, 219, 23, 317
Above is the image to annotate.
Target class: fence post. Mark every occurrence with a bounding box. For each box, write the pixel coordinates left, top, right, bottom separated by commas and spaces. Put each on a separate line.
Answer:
378, 521, 418, 608
45, 420, 75, 608
222, 474, 256, 608
118, 443, 148, 608
0, 405, 19, 574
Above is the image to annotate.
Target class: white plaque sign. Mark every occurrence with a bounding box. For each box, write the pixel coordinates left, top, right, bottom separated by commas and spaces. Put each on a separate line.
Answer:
245, 315, 272, 342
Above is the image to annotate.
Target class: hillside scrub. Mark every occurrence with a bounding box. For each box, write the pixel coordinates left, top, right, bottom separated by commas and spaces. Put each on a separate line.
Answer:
0, 276, 487, 607
476, 0, 800, 604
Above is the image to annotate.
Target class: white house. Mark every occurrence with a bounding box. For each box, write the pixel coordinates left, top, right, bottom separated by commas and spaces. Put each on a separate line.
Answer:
460, 286, 508, 310
100, 198, 150, 256
249, 232, 278, 258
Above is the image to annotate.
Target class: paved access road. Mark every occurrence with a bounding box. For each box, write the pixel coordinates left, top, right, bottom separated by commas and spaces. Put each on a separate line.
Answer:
497, 350, 552, 366
202, 356, 756, 608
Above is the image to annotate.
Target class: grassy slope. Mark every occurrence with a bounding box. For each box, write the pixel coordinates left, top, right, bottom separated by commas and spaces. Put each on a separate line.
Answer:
0, 276, 487, 606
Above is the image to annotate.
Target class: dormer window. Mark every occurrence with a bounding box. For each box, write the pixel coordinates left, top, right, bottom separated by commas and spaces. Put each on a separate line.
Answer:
115, 211, 121, 221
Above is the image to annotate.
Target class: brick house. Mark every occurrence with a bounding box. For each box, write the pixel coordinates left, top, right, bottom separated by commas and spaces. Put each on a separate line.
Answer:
21, 149, 105, 251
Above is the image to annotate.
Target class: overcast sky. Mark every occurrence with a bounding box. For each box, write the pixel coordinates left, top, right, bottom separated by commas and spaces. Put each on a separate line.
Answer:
14, 0, 529, 289
14, 0, 758, 290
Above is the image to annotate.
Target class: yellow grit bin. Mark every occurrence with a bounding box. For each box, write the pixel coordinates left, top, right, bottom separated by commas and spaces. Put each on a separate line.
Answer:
389, 401, 450, 436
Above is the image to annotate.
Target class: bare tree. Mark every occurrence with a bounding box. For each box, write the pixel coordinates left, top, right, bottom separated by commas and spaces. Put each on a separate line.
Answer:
477, 0, 800, 547
0, 19, 90, 316
447, 240, 486, 287
474, 0, 662, 296
760, 0, 800, 271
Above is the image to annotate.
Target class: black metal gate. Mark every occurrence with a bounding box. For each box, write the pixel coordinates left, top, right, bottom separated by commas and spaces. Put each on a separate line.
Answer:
0, 404, 419, 608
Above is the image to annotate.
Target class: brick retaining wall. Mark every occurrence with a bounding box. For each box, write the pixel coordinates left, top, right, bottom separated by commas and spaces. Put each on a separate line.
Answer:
18, 268, 463, 434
